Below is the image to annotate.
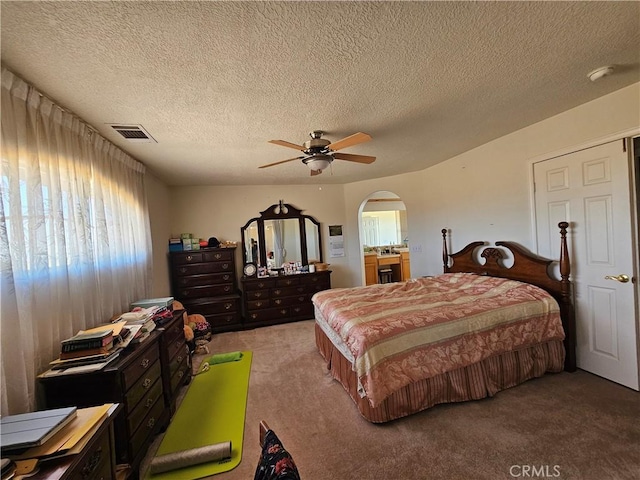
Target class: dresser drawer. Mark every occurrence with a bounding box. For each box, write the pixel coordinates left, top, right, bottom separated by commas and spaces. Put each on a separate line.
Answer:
170, 356, 190, 393
289, 303, 314, 318
130, 396, 165, 460
247, 299, 270, 310
68, 426, 112, 480
169, 344, 189, 377
122, 343, 160, 392
127, 377, 163, 434
178, 283, 235, 298
243, 279, 275, 291
173, 261, 234, 276
182, 296, 240, 315
167, 335, 187, 365
205, 312, 242, 328
125, 360, 161, 411
172, 249, 234, 265
275, 276, 300, 287
271, 294, 308, 307
245, 288, 270, 300
162, 317, 185, 345
246, 307, 290, 322
175, 272, 235, 287
272, 285, 307, 297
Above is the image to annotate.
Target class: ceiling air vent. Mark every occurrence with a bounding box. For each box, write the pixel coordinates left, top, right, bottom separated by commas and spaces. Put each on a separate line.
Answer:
107, 124, 157, 143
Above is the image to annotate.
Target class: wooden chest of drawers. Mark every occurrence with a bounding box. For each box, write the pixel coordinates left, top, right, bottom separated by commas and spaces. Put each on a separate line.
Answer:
241, 271, 331, 328
39, 334, 169, 478
170, 248, 242, 332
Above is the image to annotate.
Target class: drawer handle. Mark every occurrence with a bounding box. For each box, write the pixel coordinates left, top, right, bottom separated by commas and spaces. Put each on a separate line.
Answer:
141, 358, 150, 368
254, 292, 262, 298
146, 398, 154, 407
147, 417, 156, 429
225, 303, 232, 309
280, 309, 287, 315
258, 282, 265, 288
255, 301, 263, 307
224, 286, 231, 292
81, 446, 102, 478
178, 371, 184, 379
223, 274, 230, 280
180, 267, 187, 274
186, 255, 193, 261
143, 378, 152, 388
293, 307, 301, 313
177, 355, 183, 363
251, 313, 257, 319
222, 263, 229, 269
298, 296, 305, 301
297, 287, 304, 292
275, 299, 282, 305
215, 253, 222, 259
274, 289, 281, 295
285, 280, 292, 285
183, 291, 190, 296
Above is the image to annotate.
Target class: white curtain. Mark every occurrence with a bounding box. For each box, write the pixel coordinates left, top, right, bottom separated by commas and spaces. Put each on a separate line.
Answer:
0, 68, 152, 415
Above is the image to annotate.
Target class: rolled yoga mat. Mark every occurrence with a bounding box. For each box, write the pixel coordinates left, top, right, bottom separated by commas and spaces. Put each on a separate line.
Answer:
150, 442, 232, 474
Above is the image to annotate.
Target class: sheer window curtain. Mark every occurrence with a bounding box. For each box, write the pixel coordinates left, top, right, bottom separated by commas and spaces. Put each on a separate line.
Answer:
1, 68, 152, 415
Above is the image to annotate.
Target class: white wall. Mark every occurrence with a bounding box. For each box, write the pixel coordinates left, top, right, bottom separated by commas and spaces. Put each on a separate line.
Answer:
149, 83, 639, 292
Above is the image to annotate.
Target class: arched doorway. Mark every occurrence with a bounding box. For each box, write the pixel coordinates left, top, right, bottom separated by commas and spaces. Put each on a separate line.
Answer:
358, 191, 409, 285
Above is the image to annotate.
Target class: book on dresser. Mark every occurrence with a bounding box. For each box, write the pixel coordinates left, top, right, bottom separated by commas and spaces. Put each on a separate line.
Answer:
0, 406, 77, 453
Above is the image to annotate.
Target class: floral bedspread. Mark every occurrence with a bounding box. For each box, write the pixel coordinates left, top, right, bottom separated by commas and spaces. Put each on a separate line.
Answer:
312, 273, 565, 407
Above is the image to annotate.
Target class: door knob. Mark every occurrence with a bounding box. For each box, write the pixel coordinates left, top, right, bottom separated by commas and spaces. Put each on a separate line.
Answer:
604, 274, 630, 283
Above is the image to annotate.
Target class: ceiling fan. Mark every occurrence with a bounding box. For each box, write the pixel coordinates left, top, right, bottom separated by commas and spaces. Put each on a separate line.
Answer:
260, 130, 376, 176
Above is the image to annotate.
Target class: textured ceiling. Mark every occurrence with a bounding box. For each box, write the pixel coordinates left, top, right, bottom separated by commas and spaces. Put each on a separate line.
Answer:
1, 1, 639, 186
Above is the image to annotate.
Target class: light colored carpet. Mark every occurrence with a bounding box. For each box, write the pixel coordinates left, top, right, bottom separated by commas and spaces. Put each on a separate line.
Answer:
141, 320, 640, 480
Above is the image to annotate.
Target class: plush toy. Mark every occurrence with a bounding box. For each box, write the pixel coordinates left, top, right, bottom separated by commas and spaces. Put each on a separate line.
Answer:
186, 313, 211, 355
183, 324, 194, 342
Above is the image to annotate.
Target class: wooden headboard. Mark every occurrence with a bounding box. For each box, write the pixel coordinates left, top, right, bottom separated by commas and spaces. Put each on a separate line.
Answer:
441, 222, 576, 372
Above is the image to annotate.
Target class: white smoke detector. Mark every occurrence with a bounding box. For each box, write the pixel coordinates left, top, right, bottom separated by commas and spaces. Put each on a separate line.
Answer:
587, 66, 614, 82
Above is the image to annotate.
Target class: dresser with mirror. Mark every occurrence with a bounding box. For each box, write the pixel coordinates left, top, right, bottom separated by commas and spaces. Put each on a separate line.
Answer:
240, 202, 331, 328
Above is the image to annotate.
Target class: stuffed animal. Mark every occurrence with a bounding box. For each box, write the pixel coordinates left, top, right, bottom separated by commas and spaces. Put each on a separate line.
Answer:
186, 313, 211, 354
183, 324, 194, 342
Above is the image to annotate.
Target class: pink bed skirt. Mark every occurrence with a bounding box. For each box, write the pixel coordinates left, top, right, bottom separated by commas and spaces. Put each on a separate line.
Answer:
315, 322, 565, 423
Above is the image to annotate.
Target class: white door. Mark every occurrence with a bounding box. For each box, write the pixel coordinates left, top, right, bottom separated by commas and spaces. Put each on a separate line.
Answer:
534, 140, 638, 390
362, 215, 380, 247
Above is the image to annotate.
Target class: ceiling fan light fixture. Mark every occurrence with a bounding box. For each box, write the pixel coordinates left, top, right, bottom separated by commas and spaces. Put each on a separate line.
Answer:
305, 154, 332, 171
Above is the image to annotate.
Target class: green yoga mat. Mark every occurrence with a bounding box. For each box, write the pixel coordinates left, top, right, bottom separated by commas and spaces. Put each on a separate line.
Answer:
148, 351, 252, 480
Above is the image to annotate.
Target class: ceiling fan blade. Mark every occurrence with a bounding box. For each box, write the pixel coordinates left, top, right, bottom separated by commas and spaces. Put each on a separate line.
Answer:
332, 152, 376, 164
259, 156, 305, 169
310, 169, 323, 176
268, 139, 306, 151
328, 132, 372, 151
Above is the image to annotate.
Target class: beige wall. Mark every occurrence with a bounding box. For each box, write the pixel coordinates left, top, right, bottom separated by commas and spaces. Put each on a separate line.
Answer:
149, 82, 639, 292
164, 184, 350, 287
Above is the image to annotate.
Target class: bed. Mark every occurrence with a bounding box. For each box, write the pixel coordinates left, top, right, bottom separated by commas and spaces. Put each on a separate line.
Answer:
312, 222, 576, 423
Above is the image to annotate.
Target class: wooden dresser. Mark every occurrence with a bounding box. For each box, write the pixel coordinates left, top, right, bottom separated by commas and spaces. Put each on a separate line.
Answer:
170, 247, 242, 333
38, 311, 188, 479
241, 271, 331, 328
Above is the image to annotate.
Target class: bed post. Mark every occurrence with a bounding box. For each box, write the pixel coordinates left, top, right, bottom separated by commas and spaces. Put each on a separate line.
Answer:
442, 229, 449, 272
558, 221, 576, 372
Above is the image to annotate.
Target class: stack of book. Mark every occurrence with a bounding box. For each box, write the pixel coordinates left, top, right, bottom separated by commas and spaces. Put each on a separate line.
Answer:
49, 322, 129, 371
